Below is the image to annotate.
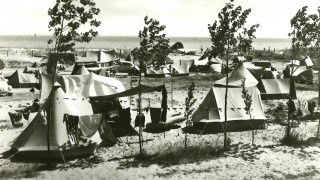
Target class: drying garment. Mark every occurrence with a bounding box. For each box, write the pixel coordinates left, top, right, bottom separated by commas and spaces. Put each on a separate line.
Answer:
78, 114, 104, 138
63, 114, 80, 144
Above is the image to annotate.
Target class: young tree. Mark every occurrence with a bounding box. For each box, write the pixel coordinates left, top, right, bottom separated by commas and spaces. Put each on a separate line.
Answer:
288, 6, 320, 136
241, 78, 254, 145
208, 0, 259, 150
184, 82, 197, 154
136, 16, 170, 156
137, 16, 171, 71
46, 0, 100, 165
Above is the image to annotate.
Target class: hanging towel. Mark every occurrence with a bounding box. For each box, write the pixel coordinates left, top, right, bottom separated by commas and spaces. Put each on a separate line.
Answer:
78, 114, 104, 138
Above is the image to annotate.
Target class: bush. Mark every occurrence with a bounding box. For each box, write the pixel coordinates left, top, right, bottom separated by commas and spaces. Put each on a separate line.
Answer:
280, 131, 305, 147
0, 59, 4, 69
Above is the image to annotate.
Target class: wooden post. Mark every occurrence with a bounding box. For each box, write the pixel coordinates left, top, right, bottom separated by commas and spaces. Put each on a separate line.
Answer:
317, 119, 320, 138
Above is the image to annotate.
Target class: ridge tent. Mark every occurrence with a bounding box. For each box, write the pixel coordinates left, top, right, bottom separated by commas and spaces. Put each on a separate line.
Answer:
304, 56, 314, 67
0, 73, 12, 96
85, 50, 100, 61
252, 61, 272, 68
285, 64, 314, 84
168, 55, 194, 67
8, 70, 39, 88
171, 65, 189, 77
100, 49, 117, 63
259, 78, 297, 100
85, 49, 116, 63
214, 62, 258, 87
10, 85, 102, 161
210, 57, 226, 65
145, 66, 170, 77
233, 56, 247, 63
40, 72, 125, 102
31, 61, 38, 68
71, 65, 90, 75
87, 67, 112, 77
23, 66, 39, 74
191, 86, 266, 134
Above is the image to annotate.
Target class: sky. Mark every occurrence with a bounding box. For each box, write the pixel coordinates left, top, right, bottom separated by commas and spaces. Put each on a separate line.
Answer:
0, 0, 319, 38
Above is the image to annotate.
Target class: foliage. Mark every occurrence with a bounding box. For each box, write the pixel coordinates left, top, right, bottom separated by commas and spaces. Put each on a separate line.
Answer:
288, 6, 320, 59
207, 0, 259, 150
280, 131, 305, 147
208, 0, 259, 60
241, 78, 253, 117
184, 82, 197, 123
47, 0, 101, 52
137, 16, 170, 71
0, 59, 4, 69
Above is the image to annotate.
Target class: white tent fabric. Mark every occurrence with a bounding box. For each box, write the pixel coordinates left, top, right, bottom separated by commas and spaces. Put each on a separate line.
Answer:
214, 63, 258, 87
304, 56, 314, 67
194, 58, 208, 66
288, 60, 300, 66
172, 65, 189, 75
74, 65, 90, 75
146, 66, 170, 75
291, 65, 308, 77
8, 70, 39, 88
11, 86, 100, 152
209, 64, 222, 73
40, 73, 125, 102
261, 79, 290, 94
210, 57, 226, 64
168, 54, 195, 67
0, 74, 10, 95
85, 50, 100, 61
100, 50, 116, 62
192, 86, 266, 123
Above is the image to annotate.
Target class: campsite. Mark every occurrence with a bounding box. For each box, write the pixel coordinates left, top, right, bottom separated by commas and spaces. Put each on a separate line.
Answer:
0, 48, 320, 179
1, 0, 320, 179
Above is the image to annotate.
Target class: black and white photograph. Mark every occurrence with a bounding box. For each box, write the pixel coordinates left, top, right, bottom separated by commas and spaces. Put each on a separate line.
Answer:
0, 0, 320, 179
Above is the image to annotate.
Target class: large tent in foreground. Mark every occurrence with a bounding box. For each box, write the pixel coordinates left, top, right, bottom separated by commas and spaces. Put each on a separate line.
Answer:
191, 86, 266, 134
9, 85, 104, 161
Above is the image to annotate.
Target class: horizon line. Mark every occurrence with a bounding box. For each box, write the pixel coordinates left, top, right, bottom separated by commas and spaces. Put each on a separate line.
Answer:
0, 34, 291, 39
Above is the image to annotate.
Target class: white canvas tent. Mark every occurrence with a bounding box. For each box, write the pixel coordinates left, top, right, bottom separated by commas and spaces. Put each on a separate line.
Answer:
171, 65, 189, 76
145, 66, 170, 77
259, 78, 296, 100
191, 86, 266, 134
10, 85, 102, 160
8, 70, 39, 88
304, 56, 314, 67
214, 63, 258, 87
72, 65, 90, 75
100, 49, 117, 62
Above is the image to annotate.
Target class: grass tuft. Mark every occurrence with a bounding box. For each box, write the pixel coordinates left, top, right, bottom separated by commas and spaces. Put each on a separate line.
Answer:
0, 164, 45, 179
280, 131, 305, 147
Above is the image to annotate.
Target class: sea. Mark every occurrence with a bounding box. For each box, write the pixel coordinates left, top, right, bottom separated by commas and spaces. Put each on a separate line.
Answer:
0, 35, 292, 51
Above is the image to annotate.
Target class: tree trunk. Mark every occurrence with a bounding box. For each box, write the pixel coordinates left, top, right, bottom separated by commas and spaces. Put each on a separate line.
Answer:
138, 70, 143, 157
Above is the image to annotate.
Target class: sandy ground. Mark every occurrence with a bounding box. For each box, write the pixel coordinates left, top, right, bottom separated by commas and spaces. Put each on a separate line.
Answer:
1, 87, 320, 179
